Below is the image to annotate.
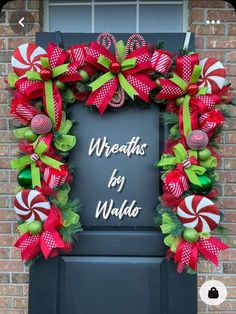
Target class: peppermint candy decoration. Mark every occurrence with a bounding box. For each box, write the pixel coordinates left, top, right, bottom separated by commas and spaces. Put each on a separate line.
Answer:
14, 189, 50, 222
186, 130, 209, 150
198, 57, 226, 94
11, 43, 46, 77
177, 195, 220, 232
31, 114, 52, 135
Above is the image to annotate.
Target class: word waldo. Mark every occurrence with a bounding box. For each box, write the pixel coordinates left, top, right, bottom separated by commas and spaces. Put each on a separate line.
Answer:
88, 137, 147, 220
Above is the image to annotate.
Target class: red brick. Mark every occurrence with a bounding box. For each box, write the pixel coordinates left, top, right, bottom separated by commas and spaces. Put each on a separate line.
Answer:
0, 210, 16, 221
217, 197, 236, 209
207, 36, 236, 48
0, 248, 10, 258
195, 36, 205, 49
28, 0, 40, 9
0, 222, 11, 234
197, 261, 222, 273
228, 24, 236, 35
0, 285, 22, 296
3, 0, 25, 10
0, 297, 12, 308
198, 50, 225, 62
224, 159, 236, 170
189, 8, 204, 22
13, 298, 28, 309
191, 24, 225, 35
208, 10, 236, 22
190, 1, 225, 8
223, 211, 236, 223
224, 184, 236, 196
209, 300, 236, 311
0, 261, 23, 272
218, 145, 236, 157
8, 38, 35, 49
225, 64, 236, 76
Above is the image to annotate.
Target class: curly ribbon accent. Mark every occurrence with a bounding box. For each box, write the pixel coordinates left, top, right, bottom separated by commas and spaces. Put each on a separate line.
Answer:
54, 112, 76, 152
158, 143, 206, 186
11, 134, 63, 188
14, 206, 65, 260
109, 86, 126, 108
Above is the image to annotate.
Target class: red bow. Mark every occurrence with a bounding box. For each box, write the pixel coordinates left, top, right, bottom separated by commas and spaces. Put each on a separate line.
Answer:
155, 54, 221, 138
15, 43, 84, 130
14, 206, 65, 261
175, 237, 229, 272
85, 40, 157, 113
163, 169, 189, 198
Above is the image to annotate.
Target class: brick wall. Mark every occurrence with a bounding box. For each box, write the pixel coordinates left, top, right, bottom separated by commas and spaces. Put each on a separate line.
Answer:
189, 0, 236, 313
0, 0, 235, 313
0, 1, 40, 313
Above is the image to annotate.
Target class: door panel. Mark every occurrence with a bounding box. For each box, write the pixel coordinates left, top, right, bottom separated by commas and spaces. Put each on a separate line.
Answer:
28, 32, 197, 314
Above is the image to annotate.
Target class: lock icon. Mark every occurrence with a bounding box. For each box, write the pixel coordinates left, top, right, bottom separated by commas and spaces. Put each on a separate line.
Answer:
208, 287, 219, 299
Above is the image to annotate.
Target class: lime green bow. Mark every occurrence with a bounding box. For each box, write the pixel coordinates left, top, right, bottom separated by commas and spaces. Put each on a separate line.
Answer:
89, 40, 138, 100
11, 138, 63, 188
26, 57, 69, 127
54, 112, 76, 152
171, 65, 208, 137
158, 143, 206, 186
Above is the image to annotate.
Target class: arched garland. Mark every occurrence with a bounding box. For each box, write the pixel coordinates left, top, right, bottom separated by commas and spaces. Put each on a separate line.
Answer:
6, 33, 232, 272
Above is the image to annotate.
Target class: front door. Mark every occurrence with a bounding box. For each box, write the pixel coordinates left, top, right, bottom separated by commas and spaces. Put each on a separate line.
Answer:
29, 32, 197, 314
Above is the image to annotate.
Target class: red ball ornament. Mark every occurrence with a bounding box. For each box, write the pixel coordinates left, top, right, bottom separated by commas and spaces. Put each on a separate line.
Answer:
31, 114, 52, 135
186, 130, 209, 150
187, 83, 199, 96
40, 68, 52, 81
110, 62, 121, 74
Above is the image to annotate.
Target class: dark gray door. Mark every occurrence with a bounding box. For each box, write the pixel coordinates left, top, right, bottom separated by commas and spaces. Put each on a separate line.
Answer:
29, 33, 197, 314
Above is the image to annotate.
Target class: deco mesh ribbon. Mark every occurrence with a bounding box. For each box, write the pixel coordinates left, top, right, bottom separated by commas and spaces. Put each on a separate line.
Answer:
7, 33, 231, 271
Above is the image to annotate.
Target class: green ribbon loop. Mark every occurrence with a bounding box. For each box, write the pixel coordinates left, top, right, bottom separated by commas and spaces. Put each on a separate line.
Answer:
13, 126, 32, 139
121, 58, 136, 71
8, 72, 19, 87
170, 74, 188, 92
190, 65, 202, 83
26, 71, 42, 81
158, 143, 206, 186
89, 71, 115, 91
118, 73, 138, 99
116, 40, 126, 63
98, 55, 111, 70
183, 95, 192, 137
11, 137, 63, 188
160, 213, 176, 234
18, 222, 31, 235
63, 211, 80, 227
54, 112, 76, 152
52, 64, 69, 78
40, 57, 50, 69
44, 80, 55, 126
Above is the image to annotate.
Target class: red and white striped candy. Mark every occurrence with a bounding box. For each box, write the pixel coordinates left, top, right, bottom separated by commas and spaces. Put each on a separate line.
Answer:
198, 57, 226, 94
43, 166, 69, 189
31, 114, 52, 135
151, 50, 172, 74
11, 43, 46, 77
14, 189, 50, 222
177, 195, 220, 232
164, 171, 189, 198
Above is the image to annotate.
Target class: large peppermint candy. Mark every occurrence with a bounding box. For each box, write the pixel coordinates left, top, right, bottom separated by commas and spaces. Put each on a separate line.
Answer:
198, 57, 226, 94
177, 195, 220, 232
14, 189, 50, 222
11, 43, 46, 77
31, 114, 52, 135
186, 130, 209, 150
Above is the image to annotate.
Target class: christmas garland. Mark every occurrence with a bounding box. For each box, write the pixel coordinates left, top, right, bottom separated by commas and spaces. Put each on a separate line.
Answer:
6, 33, 233, 272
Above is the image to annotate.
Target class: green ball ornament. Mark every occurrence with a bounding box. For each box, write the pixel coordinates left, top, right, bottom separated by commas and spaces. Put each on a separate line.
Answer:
176, 96, 184, 106
28, 221, 43, 235
190, 174, 213, 195
183, 228, 199, 243
24, 129, 38, 142
198, 148, 211, 161
17, 168, 32, 188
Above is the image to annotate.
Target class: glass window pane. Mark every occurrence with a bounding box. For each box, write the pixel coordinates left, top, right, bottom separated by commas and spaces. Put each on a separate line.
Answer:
139, 4, 183, 33
94, 5, 136, 33
49, 6, 92, 32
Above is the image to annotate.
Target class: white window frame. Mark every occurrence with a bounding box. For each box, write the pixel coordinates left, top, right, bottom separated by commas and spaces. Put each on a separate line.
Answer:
43, 0, 188, 33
